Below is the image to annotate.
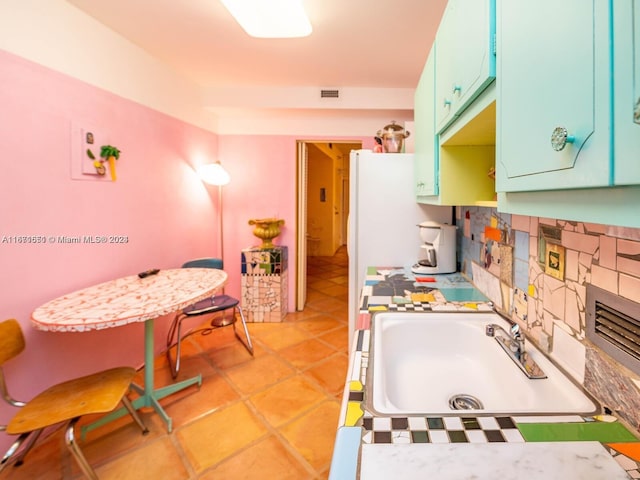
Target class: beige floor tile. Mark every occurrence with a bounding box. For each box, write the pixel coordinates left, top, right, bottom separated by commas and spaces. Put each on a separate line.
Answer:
304, 354, 349, 395
161, 372, 240, 425
0, 430, 69, 480
249, 377, 326, 428
206, 341, 261, 370
177, 402, 268, 473
292, 316, 344, 336
310, 297, 349, 313
257, 324, 312, 351
285, 310, 324, 322
95, 437, 189, 480
280, 401, 341, 471
198, 436, 314, 480
318, 326, 349, 351
225, 354, 294, 395
279, 339, 338, 370
317, 285, 349, 298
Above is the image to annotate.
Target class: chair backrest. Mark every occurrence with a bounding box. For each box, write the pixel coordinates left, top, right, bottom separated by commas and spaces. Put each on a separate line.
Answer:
0, 319, 25, 366
182, 258, 223, 270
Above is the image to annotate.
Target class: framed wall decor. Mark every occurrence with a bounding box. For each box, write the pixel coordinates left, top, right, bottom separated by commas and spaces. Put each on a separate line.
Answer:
545, 242, 566, 281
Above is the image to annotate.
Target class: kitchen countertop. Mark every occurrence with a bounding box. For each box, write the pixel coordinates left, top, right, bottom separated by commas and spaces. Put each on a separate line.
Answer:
329, 267, 640, 479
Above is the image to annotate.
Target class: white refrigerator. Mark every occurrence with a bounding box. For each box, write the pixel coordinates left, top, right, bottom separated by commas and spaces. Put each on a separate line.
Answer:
347, 150, 452, 348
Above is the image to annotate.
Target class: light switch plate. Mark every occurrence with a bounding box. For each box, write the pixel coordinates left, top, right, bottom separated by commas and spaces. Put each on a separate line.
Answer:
70, 122, 111, 181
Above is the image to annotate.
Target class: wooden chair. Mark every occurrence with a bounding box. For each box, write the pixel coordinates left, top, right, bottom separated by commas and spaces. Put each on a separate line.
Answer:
0, 318, 148, 479
166, 258, 254, 378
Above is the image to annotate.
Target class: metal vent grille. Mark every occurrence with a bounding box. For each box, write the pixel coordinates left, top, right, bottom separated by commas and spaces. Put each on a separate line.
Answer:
587, 284, 640, 375
594, 302, 640, 361
320, 89, 339, 98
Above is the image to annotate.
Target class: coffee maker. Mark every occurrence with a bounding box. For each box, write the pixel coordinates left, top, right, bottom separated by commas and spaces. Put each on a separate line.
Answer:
411, 221, 457, 275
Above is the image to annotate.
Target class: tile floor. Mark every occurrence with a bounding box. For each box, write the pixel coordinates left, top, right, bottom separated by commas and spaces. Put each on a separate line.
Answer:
1, 247, 349, 480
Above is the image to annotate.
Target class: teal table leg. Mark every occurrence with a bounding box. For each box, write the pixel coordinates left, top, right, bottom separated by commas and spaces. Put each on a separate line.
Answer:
81, 318, 202, 438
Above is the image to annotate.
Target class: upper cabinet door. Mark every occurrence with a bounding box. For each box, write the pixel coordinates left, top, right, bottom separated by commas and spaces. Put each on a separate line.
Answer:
415, 47, 438, 198
613, 0, 640, 185
496, 0, 612, 192
435, 0, 495, 133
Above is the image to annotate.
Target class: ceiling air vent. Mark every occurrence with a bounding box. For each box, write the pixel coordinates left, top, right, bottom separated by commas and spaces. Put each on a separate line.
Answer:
586, 284, 640, 375
320, 89, 339, 98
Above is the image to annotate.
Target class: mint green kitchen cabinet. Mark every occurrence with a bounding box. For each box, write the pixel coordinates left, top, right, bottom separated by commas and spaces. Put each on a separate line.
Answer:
613, 0, 640, 185
495, 0, 640, 228
415, 47, 438, 198
434, 0, 496, 134
496, 0, 612, 192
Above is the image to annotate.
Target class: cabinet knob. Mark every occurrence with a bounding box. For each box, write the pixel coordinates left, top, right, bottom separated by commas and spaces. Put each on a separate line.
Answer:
444, 99, 452, 107
452, 85, 462, 94
550, 127, 575, 151
634, 97, 640, 125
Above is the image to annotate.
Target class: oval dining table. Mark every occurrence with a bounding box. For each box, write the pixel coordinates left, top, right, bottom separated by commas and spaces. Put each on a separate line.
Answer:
31, 267, 227, 433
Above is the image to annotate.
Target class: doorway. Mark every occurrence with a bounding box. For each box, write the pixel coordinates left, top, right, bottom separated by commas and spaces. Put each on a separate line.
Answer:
295, 140, 361, 310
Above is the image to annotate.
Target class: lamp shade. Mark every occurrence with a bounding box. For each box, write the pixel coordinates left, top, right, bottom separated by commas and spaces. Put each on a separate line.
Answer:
198, 162, 230, 186
220, 0, 312, 38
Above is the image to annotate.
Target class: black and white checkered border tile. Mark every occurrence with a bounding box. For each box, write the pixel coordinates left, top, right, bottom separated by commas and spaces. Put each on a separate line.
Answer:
386, 302, 433, 312
361, 412, 525, 444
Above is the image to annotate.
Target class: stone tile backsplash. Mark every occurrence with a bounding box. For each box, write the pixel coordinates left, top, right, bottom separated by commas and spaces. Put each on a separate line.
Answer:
457, 207, 640, 431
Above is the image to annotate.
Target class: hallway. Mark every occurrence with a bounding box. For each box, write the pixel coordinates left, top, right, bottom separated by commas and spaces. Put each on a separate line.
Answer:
1, 248, 349, 479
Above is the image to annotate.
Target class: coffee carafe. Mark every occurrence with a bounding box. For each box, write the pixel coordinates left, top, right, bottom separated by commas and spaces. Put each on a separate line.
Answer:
411, 221, 457, 275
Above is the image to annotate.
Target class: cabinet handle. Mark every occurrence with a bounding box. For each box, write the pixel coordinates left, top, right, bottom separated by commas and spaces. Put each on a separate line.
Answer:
444, 99, 452, 108
452, 85, 462, 94
634, 97, 640, 125
550, 127, 576, 151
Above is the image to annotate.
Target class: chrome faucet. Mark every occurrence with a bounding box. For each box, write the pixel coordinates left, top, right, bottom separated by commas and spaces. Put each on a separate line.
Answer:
510, 323, 525, 360
486, 322, 546, 379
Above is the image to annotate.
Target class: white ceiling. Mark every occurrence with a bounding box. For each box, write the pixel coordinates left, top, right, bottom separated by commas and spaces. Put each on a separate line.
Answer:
65, 0, 447, 124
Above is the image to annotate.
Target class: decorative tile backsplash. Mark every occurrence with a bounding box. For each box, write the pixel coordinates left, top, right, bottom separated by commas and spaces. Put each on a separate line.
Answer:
457, 206, 640, 432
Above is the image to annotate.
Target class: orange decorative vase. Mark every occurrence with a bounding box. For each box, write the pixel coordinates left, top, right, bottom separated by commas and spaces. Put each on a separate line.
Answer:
248, 218, 285, 249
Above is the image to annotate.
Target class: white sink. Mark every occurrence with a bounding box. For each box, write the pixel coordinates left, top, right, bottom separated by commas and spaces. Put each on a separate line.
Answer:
367, 312, 598, 416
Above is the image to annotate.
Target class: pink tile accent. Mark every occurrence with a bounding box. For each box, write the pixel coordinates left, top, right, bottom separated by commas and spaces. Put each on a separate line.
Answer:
599, 235, 617, 270
584, 223, 607, 235
559, 220, 576, 232
527, 297, 536, 326
562, 231, 600, 254
618, 238, 640, 256
543, 274, 565, 319
590, 265, 619, 295
565, 249, 579, 282
356, 313, 371, 330
529, 236, 538, 258
608, 226, 640, 241
620, 274, 640, 304
511, 214, 530, 232
617, 256, 640, 278
578, 252, 593, 283
542, 308, 555, 334
564, 288, 581, 332
529, 216, 539, 236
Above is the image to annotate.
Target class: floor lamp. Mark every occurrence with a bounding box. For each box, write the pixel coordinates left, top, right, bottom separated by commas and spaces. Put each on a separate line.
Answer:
197, 161, 231, 261
197, 162, 232, 326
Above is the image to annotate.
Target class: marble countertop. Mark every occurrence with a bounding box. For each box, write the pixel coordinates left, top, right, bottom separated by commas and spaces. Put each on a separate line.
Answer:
359, 442, 629, 480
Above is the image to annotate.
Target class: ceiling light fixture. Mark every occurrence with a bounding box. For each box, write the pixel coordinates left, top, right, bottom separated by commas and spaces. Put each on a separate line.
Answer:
220, 0, 312, 38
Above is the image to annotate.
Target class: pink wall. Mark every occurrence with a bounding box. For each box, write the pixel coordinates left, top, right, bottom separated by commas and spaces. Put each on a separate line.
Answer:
0, 51, 220, 441
0, 50, 375, 450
